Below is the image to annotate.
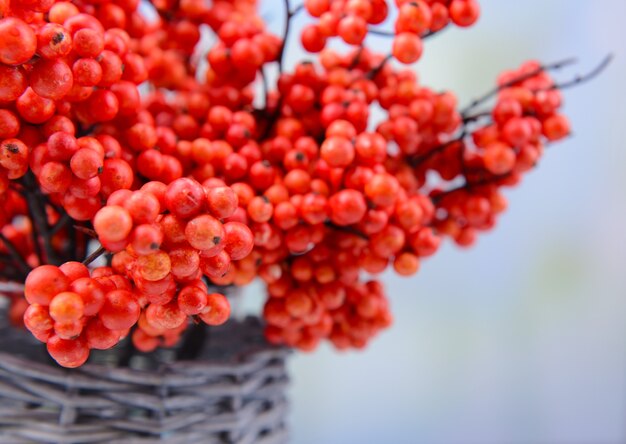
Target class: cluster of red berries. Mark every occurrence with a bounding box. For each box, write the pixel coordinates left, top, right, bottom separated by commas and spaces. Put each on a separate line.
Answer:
22, 259, 231, 367
21, 176, 253, 365
0, 0, 582, 368
262, 231, 396, 351
429, 61, 571, 246
0, 2, 149, 124
302, 0, 479, 64
23, 262, 138, 367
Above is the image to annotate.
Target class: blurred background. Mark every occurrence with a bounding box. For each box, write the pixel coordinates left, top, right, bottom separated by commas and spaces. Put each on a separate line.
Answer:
247, 0, 626, 443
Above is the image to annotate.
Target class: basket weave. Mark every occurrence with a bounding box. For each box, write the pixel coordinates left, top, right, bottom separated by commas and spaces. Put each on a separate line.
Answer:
0, 314, 289, 444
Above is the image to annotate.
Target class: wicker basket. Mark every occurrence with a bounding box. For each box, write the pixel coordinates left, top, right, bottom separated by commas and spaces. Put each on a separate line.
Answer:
0, 313, 289, 444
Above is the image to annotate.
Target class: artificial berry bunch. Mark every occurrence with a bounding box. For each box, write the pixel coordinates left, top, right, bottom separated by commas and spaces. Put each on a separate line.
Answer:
0, 0, 607, 367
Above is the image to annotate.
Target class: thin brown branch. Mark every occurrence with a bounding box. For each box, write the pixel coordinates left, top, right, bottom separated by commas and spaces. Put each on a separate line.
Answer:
22, 172, 60, 265
260, 67, 270, 110
74, 225, 98, 238
367, 28, 440, 39
324, 222, 368, 240
348, 46, 364, 70
82, 245, 106, 266
260, 0, 303, 140
50, 212, 70, 236
367, 28, 394, 37
366, 54, 392, 80
430, 172, 512, 205
462, 110, 492, 124
551, 54, 613, 90
409, 135, 465, 168
461, 56, 578, 117
277, 0, 303, 74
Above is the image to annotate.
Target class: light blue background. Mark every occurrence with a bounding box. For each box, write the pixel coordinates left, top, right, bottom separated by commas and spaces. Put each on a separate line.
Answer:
248, 1, 626, 442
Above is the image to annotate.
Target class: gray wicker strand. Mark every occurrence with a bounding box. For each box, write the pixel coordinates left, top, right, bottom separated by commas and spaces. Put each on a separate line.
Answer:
0, 316, 289, 444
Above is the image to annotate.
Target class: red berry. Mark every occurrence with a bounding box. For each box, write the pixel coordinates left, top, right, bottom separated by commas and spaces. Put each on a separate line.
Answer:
99, 289, 140, 330
185, 214, 225, 251
199, 293, 230, 326
320, 136, 355, 168
23, 304, 54, 334
449, 0, 480, 27
85, 318, 121, 350
392, 33, 423, 64
36, 23, 73, 60
165, 178, 206, 219
178, 285, 208, 316
483, 142, 516, 175
94, 205, 133, 243
70, 277, 106, 316
222, 222, 254, 260
25, 265, 69, 306
329, 189, 367, 226
0, 18, 37, 65
49, 292, 84, 323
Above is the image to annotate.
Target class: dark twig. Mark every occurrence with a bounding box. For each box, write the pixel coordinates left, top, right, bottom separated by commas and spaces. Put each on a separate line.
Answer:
462, 110, 492, 124
551, 54, 613, 90
277, 1, 303, 74
367, 28, 439, 39
430, 172, 512, 205
76, 230, 89, 264
50, 212, 70, 236
433, 55, 612, 193
410, 135, 466, 168
290, 3, 304, 16
68, 220, 79, 262
0, 232, 30, 276
82, 246, 106, 266
324, 222, 368, 240
22, 173, 60, 265
74, 225, 98, 238
366, 54, 392, 80
27, 208, 43, 263
0, 262, 24, 284
367, 28, 395, 37
260, 67, 270, 109
261, 0, 303, 140
457, 56, 611, 129
348, 46, 364, 70
76, 123, 96, 138
461, 56, 578, 117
